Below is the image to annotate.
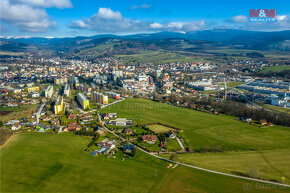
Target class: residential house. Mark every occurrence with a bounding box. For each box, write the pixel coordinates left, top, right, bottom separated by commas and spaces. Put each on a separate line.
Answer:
108, 118, 132, 126
35, 124, 49, 132
63, 122, 81, 132
260, 119, 267, 126
142, 135, 157, 144
167, 131, 175, 138
11, 123, 21, 130
123, 127, 133, 135
122, 144, 135, 153
68, 114, 77, 120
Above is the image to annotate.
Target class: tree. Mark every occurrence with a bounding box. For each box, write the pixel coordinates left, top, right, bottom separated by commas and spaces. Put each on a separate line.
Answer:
0, 121, 3, 127
169, 153, 178, 162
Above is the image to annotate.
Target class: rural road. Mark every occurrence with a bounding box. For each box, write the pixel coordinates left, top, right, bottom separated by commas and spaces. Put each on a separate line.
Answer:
36, 103, 46, 124
98, 114, 290, 188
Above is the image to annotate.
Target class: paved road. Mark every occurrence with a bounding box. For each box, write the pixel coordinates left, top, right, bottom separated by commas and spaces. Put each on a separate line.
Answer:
98, 113, 290, 188
175, 136, 185, 150
36, 103, 46, 124
230, 88, 275, 112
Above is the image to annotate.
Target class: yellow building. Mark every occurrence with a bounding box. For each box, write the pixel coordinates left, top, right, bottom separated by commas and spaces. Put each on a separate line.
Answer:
49, 67, 56, 72
77, 93, 90, 109
25, 86, 40, 92
54, 77, 68, 85
92, 92, 108, 104
54, 96, 64, 114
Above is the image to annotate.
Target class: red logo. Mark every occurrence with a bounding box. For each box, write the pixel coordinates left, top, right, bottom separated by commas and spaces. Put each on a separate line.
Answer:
249, 9, 276, 22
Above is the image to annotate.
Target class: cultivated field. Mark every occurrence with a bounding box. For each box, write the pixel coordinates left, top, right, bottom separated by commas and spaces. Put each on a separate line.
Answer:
1, 133, 289, 193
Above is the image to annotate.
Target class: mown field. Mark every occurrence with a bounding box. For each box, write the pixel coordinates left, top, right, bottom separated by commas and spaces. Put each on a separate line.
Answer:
1, 133, 289, 193
162, 149, 290, 184
102, 98, 290, 183
147, 124, 174, 133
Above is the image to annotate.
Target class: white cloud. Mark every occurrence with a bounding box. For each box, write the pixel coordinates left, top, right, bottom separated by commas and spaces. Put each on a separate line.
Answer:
0, 0, 56, 32
70, 8, 149, 32
150, 23, 164, 29
97, 7, 122, 20
277, 15, 287, 21
13, 0, 72, 8
229, 15, 248, 23
0, 0, 72, 32
167, 21, 206, 32
70, 8, 208, 33
130, 4, 151, 10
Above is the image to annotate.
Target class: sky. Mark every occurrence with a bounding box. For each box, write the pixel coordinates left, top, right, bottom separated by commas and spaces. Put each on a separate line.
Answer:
0, 0, 290, 37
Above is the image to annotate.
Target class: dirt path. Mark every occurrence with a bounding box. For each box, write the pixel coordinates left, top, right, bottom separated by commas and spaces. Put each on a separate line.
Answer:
0, 134, 18, 150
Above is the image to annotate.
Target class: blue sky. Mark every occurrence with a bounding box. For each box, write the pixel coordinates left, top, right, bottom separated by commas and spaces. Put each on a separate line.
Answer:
1, 0, 290, 37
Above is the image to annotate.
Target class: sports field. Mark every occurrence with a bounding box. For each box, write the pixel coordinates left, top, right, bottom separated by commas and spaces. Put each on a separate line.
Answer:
1, 133, 289, 193
102, 98, 290, 183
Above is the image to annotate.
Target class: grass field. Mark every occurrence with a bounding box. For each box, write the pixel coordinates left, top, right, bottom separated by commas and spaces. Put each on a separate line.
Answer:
102, 98, 290, 183
116, 50, 209, 64
0, 133, 168, 193
227, 81, 245, 88
258, 65, 290, 73
162, 149, 290, 184
147, 124, 175, 133
102, 99, 290, 152
261, 104, 290, 114
0, 104, 38, 122
0, 51, 25, 56
1, 133, 289, 193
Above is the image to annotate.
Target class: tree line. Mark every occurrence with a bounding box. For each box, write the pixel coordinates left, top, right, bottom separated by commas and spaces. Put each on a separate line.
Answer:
166, 95, 290, 127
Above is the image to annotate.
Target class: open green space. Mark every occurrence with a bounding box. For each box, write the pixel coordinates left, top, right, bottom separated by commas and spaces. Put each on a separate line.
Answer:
261, 104, 290, 115
1, 133, 289, 193
165, 138, 181, 152
102, 98, 290, 152
0, 133, 168, 193
102, 98, 290, 183
0, 51, 26, 56
147, 124, 175, 134
258, 65, 290, 73
0, 104, 38, 122
116, 50, 210, 64
162, 149, 290, 184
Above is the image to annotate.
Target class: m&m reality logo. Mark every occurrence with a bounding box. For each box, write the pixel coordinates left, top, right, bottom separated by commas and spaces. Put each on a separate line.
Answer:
249, 9, 277, 22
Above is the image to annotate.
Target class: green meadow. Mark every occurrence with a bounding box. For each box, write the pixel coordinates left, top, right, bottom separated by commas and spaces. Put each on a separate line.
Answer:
102, 99, 290, 152
1, 133, 289, 193
102, 98, 290, 183
259, 65, 290, 73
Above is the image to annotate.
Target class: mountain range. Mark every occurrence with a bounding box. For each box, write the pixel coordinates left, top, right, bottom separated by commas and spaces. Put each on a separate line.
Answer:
1, 29, 290, 58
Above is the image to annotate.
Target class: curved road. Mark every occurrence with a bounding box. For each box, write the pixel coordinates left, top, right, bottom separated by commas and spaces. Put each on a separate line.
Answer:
98, 113, 290, 188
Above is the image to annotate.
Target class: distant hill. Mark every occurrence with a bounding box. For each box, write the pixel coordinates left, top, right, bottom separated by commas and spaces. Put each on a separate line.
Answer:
1, 30, 289, 58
